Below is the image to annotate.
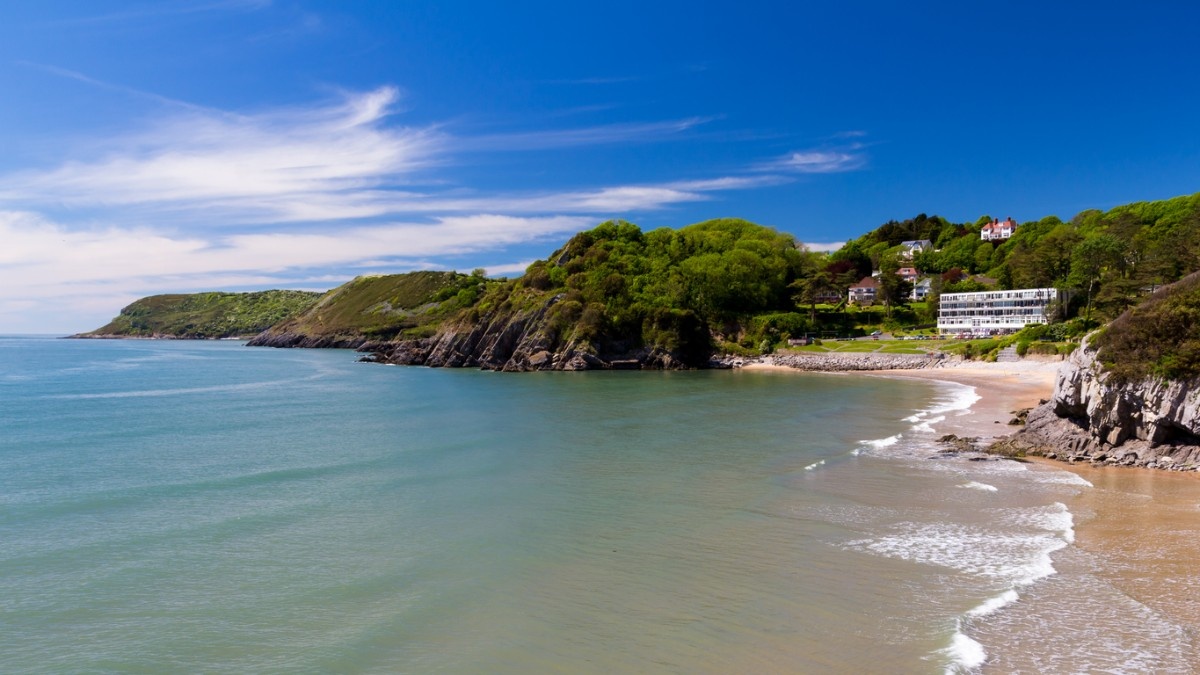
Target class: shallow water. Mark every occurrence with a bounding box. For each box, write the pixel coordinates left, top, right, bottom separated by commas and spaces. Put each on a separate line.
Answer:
0, 338, 1188, 673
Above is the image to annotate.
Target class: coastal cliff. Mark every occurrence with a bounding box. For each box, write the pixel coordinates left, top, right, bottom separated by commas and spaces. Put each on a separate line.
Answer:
992, 343, 1200, 470
356, 293, 700, 371
253, 219, 820, 371
991, 274, 1200, 470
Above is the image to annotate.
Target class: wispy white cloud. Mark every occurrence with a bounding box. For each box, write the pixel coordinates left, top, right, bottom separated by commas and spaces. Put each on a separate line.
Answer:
0, 210, 588, 285
757, 136, 870, 174
0, 88, 740, 224
773, 149, 866, 174
0, 76, 864, 332
0, 209, 591, 331
461, 117, 712, 152
45, 0, 271, 26
479, 260, 537, 277
17, 62, 213, 112
0, 86, 441, 220
803, 241, 846, 253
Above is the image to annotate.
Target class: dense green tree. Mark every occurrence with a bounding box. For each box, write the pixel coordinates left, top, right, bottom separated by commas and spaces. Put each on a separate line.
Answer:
877, 255, 911, 319
1068, 234, 1126, 323
830, 240, 873, 280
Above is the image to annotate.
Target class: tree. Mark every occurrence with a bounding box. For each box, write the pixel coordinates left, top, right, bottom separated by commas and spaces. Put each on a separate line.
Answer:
790, 268, 838, 322
1068, 234, 1125, 323
877, 255, 912, 319
973, 242, 994, 274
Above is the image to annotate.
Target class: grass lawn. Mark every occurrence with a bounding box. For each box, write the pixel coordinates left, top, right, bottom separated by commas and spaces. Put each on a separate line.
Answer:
789, 340, 937, 355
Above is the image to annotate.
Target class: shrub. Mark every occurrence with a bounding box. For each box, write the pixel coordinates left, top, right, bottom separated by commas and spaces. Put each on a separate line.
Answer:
1093, 271, 1200, 381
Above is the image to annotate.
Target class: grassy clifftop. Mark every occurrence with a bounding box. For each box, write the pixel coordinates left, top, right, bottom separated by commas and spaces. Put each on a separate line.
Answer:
251, 271, 490, 343
82, 290, 322, 339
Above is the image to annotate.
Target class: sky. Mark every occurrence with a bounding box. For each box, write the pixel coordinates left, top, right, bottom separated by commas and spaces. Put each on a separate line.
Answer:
1, 1, 1199, 333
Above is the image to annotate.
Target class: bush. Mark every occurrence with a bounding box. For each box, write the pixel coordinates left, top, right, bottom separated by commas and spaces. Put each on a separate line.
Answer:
1093, 271, 1200, 381
1027, 342, 1061, 356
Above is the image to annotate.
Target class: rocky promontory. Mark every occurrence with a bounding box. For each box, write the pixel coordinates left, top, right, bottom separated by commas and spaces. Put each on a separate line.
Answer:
354, 295, 699, 372
990, 337, 1200, 470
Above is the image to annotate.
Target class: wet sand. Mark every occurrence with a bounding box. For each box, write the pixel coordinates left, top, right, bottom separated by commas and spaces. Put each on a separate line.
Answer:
861, 360, 1057, 443
867, 360, 1200, 658
1035, 460, 1200, 664
741, 357, 1200, 666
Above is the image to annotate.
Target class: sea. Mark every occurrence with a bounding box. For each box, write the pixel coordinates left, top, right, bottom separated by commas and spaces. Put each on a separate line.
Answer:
0, 336, 1192, 673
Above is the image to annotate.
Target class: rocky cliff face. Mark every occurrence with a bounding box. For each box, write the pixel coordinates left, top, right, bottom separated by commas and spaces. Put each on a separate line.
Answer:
992, 338, 1200, 470
284, 294, 699, 372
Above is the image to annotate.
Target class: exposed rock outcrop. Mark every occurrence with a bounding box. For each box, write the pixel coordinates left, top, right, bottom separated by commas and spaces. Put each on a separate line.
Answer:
355, 295, 698, 372
989, 337, 1200, 470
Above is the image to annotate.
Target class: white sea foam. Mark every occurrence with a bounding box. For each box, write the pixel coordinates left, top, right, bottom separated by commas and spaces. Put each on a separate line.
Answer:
911, 415, 946, 433
942, 623, 987, 673
845, 522, 1068, 586
804, 459, 826, 471
1003, 502, 1075, 544
860, 434, 901, 449
967, 589, 1020, 618
1031, 471, 1093, 487
926, 383, 981, 416
959, 481, 999, 492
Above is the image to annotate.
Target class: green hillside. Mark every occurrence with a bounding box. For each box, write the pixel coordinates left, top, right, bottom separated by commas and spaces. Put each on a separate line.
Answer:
82, 290, 322, 338
837, 191, 1200, 325
250, 221, 820, 359
84, 190, 1200, 360
255, 270, 491, 342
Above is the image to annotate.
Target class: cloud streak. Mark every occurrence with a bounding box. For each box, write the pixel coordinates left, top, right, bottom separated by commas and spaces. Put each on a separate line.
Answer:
1, 86, 441, 220
0, 90, 753, 224
758, 139, 869, 174
0, 77, 868, 331
0, 209, 593, 331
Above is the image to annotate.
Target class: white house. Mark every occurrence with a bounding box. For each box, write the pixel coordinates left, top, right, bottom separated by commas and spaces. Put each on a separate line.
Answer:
899, 240, 933, 258
937, 288, 1058, 335
980, 217, 1018, 241
848, 276, 880, 305
911, 278, 932, 301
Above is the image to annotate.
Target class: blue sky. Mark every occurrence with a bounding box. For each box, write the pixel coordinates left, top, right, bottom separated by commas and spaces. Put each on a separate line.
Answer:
1, 1, 1198, 333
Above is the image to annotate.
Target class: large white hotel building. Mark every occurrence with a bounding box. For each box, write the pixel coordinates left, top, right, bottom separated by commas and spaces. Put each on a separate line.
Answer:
937, 288, 1060, 335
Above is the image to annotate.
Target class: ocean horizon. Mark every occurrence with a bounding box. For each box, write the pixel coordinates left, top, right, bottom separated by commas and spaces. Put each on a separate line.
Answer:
1, 337, 1190, 673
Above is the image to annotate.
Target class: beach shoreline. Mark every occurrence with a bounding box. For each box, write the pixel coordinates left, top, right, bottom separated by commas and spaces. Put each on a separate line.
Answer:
747, 357, 1200, 658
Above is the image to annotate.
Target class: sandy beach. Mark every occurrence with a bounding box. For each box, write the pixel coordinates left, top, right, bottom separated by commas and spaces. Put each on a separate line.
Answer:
862, 359, 1058, 442
868, 359, 1200, 661
748, 356, 1200, 659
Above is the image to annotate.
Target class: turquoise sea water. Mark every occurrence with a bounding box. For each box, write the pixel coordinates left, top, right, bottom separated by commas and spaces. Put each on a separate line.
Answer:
0, 338, 1190, 673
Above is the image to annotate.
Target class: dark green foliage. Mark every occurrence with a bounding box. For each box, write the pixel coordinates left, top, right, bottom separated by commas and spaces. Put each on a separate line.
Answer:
1093, 271, 1200, 382
85, 290, 321, 338
530, 218, 807, 358
746, 312, 809, 347
841, 192, 1200, 328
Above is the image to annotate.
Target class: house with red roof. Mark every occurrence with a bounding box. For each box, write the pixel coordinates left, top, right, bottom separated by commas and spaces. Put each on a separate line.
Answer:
980, 217, 1018, 241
